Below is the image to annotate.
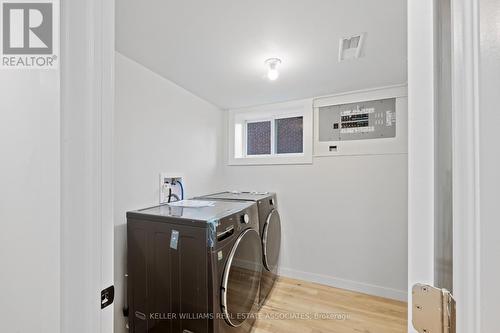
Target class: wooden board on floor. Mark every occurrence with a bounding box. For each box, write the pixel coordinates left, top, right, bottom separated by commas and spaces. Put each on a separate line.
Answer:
253, 276, 407, 333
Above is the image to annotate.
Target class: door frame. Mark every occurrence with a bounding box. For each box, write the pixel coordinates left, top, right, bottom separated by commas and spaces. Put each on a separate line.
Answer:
408, 0, 480, 332
60, 0, 114, 332
450, 0, 481, 332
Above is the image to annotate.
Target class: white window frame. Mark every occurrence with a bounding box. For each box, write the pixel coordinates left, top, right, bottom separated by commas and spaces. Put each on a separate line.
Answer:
228, 99, 313, 165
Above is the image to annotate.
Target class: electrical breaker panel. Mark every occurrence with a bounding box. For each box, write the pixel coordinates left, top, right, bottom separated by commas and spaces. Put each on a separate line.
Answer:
313, 86, 408, 156
318, 98, 396, 142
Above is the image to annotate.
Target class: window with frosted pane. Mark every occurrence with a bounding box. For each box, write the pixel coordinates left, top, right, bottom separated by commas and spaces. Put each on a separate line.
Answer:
246, 121, 271, 155
275, 116, 303, 154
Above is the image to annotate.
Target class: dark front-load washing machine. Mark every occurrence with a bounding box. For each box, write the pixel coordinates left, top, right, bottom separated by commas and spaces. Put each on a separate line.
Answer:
196, 192, 281, 307
127, 200, 262, 333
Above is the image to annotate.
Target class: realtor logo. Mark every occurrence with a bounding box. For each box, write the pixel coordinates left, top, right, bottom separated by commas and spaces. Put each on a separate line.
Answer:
1, 0, 59, 69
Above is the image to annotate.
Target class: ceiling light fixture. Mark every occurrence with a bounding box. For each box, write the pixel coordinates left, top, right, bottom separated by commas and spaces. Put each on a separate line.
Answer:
265, 58, 281, 81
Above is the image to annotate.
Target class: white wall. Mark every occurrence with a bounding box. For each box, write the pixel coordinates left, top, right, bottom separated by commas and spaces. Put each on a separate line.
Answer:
113, 52, 225, 333
221, 148, 408, 300
0, 71, 60, 332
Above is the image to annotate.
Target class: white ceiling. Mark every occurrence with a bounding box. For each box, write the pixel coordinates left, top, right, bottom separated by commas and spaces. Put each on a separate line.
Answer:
116, 0, 407, 109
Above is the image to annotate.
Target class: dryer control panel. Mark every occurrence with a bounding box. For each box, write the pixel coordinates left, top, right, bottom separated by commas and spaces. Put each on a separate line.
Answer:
318, 98, 396, 142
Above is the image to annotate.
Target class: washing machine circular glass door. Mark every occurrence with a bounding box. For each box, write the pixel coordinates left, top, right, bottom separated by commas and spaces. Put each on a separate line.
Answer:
262, 209, 281, 272
221, 229, 262, 327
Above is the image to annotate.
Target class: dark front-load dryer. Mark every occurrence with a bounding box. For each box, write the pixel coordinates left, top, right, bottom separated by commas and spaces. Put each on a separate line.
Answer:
127, 200, 261, 333
196, 192, 281, 307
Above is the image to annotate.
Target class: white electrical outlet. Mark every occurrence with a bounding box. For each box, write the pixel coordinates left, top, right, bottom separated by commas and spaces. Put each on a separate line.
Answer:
159, 173, 184, 204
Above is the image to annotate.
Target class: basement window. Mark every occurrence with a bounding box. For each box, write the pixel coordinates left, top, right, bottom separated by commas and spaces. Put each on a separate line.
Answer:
275, 116, 304, 154
228, 100, 312, 165
247, 120, 272, 155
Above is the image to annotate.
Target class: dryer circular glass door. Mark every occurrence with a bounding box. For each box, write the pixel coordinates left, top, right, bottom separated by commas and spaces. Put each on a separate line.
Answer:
221, 229, 262, 327
262, 209, 281, 272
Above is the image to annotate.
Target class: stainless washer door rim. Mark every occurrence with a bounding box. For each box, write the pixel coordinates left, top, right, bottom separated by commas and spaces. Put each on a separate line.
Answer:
221, 228, 261, 327
262, 209, 281, 271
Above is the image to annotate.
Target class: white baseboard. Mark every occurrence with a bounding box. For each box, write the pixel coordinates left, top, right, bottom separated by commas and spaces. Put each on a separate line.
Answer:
278, 267, 408, 302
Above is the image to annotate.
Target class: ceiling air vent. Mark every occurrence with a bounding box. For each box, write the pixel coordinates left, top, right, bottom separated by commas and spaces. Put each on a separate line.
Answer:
338, 33, 365, 62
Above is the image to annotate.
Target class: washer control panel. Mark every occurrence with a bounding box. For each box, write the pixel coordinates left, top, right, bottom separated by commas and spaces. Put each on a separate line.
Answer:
318, 98, 396, 142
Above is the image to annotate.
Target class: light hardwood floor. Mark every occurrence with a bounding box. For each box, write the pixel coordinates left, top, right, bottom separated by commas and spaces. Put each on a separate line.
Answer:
252, 277, 407, 333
